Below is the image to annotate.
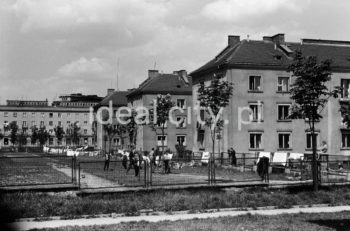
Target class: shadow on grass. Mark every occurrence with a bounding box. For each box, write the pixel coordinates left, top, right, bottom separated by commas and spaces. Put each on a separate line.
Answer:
308, 219, 350, 231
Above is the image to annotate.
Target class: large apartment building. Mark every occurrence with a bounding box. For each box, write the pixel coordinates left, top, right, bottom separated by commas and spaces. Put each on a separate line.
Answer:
127, 70, 193, 152
190, 33, 350, 156
0, 93, 103, 147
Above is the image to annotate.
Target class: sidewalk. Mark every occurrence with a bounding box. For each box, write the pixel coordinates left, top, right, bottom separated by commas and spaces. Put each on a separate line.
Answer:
9, 205, 350, 231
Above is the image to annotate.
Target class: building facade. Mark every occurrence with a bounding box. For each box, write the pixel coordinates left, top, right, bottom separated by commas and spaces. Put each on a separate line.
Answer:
190, 33, 350, 156
94, 89, 129, 152
0, 93, 103, 147
127, 70, 193, 153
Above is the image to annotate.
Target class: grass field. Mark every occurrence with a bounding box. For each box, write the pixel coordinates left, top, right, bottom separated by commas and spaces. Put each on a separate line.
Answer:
0, 154, 73, 186
31, 211, 350, 231
2, 186, 350, 222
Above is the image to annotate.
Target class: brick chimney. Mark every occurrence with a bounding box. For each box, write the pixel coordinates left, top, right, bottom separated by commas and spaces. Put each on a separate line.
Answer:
148, 70, 159, 79
107, 88, 115, 96
228, 35, 240, 46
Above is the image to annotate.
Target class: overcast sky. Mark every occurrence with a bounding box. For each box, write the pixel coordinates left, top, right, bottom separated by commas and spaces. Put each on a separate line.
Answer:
1, 0, 350, 103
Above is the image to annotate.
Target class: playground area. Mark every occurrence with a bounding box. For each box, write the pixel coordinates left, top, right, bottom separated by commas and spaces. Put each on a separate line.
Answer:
1, 151, 350, 190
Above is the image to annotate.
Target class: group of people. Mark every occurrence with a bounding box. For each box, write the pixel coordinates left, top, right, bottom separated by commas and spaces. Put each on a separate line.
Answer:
118, 147, 174, 176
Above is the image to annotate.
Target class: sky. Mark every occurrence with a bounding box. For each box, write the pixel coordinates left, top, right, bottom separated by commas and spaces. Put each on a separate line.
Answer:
1, 0, 350, 103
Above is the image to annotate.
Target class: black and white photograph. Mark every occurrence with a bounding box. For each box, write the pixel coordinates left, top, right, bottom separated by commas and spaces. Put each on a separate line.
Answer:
1, 0, 350, 230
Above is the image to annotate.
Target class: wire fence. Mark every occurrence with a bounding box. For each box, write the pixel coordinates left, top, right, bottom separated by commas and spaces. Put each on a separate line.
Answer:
2, 151, 350, 189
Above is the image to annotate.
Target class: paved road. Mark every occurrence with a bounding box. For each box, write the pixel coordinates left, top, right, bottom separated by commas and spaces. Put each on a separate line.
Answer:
9, 205, 350, 231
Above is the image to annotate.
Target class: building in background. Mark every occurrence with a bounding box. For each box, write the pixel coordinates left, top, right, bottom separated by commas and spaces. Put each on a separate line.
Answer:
93, 89, 129, 152
0, 93, 103, 148
127, 70, 193, 153
190, 33, 350, 156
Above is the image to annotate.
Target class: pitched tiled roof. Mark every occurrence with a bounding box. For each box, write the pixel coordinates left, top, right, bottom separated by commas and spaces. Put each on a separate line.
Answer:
94, 91, 128, 109
191, 38, 350, 77
127, 73, 192, 98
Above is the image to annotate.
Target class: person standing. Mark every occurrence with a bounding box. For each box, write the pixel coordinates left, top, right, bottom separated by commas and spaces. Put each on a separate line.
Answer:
126, 148, 135, 173
122, 151, 128, 170
228, 147, 236, 166
104, 152, 111, 171
149, 148, 156, 167
163, 149, 172, 174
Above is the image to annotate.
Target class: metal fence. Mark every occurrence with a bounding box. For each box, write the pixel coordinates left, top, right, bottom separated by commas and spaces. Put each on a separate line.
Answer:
0, 154, 75, 187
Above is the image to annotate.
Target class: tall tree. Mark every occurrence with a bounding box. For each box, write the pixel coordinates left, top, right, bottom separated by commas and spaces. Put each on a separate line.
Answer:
126, 109, 138, 147
17, 126, 28, 147
288, 51, 340, 191
54, 125, 65, 153
150, 94, 175, 154
31, 126, 39, 145
9, 121, 18, 146
197, 74, 233, 157
38, 126, 50, 146
66, 122, 81, 146
104, 124, 119, 152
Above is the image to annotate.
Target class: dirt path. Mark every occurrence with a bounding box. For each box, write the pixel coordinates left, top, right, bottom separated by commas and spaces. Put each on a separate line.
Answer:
50, 164, 120, 188
9, 205, 350, 230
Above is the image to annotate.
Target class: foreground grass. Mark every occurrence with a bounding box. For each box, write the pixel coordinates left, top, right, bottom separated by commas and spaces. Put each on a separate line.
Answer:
2, 186, 350, 222
33, 211, 350, 231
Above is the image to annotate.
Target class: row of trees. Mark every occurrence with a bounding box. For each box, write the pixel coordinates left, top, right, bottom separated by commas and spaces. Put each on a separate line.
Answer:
1, 122, 82, 148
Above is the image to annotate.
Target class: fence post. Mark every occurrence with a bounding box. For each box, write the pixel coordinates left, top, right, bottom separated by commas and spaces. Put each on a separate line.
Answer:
144, 160, 147, 188
243, 153, 246, 172
78, 163, 81, 189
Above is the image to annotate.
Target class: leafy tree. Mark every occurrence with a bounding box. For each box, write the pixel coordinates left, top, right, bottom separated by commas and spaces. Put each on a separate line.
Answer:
66, 122, 81, 146
149, 94, 175, 155
288, 51, 340, 191
104, 124, 119, 152
91, 121, 97, 146
197, 74, 233, 157
38, 126, 50, 146
9, 121, 18, 146
126, 109, 138, 147
31, 126, 39, 145
17, 125, 28, 147
54, 125, 65, 153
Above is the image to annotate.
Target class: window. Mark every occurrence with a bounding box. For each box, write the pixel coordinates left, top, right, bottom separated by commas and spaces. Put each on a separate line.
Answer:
49, 129, 54, 135
49, 113, 53, 118
41, 113, 45, 117
250, 133, 262, 149
84, 129, 87, 135
49, 137, 54, 145
249, 76, 262, 91
277, 77, 289, 92
84, 121, 88, 126
197, 130, 205, 146
306, 132, 318, 149
341, 79, 350, 98
249, 103, 263, 121
4, 112, 8, 117
114, 138, 121, 145
23, 112, 27, 118
278, 133, 291, 149
13, 112, 17, 118
157, 135, 167, 147
58, 113, 62, 118
177, 99, 185, 109
278, 104, 290, 121
4, 138, 9, 145
176, 117, 186, 128
49, 121, 53, 126
32, 112, 35, 117
58, 121, 62, 126
342, 132, 350, 148
157, 121, 167, 128
40, 121, 44, 127
31, 121, 35, 127
22, 121, 27, 128
177, 135, 186, 146
84, 138, 88, 145
67, 113, 71, 117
